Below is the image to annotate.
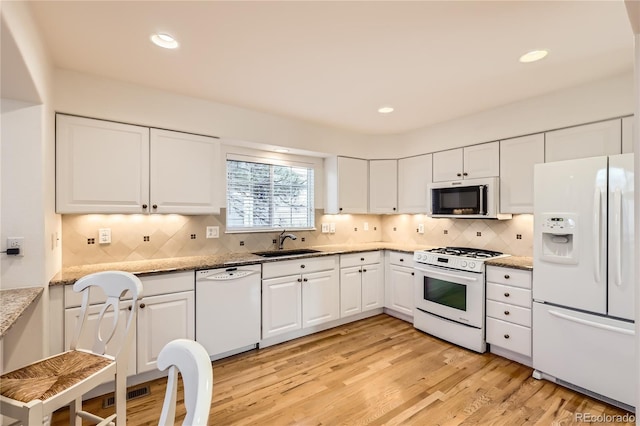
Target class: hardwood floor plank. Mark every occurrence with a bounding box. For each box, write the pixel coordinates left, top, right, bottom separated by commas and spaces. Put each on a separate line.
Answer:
50, 314, 634, 425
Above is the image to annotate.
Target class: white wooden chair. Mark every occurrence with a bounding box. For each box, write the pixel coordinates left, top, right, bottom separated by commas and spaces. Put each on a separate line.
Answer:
0, 271, 143, 426
157, 339, 213, 426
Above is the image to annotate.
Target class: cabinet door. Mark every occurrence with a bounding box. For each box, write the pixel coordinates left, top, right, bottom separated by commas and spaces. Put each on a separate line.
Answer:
622, 116, 633, 154
432, 148, 463, 182
340, 266, 362, 317
388, 265, 414, 316
262, 275, 302, 339
398, 154, 432, 213
500, 134, 544, 213
369, 160, 397, 213
65, 302, 137, 376
137, 291, 195, 374
337, 157, 368, 213
302, 269, 340, 327
464, 141, 499, 179
545, 119, 621, 162
149, 129, 221, 214
361, 263, 384, 311
56, 114, 150, 213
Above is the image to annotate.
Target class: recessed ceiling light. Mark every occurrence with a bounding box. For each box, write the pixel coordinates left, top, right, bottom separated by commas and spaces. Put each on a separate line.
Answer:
274, 148, 289, 153
151, 33, 179, 49
378, 106, 394, 114
519, 49, 548, 63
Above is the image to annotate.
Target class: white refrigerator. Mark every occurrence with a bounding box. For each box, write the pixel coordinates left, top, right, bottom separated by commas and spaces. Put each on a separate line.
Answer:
532, 153, 635, 409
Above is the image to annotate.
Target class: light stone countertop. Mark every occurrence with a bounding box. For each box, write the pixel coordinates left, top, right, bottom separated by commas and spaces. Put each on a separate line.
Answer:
50, 242, 434, 286
0, 287, 44, 337
485, 256, 534, 271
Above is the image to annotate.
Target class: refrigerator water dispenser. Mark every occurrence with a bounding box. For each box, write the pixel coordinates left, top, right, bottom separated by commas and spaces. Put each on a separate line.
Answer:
539, 213, 578, 264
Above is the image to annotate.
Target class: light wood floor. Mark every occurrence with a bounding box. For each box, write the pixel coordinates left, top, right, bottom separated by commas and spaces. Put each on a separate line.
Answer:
52, 314, 634, 425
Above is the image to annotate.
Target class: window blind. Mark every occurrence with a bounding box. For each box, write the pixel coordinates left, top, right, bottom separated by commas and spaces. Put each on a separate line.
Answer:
226, 159, 315, 231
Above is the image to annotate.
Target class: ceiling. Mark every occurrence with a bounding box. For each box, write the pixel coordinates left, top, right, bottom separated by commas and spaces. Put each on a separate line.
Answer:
27, 1, 634, 135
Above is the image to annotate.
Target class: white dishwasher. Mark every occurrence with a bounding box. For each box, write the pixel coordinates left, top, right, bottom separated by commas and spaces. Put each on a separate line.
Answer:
195, 264, 261, 359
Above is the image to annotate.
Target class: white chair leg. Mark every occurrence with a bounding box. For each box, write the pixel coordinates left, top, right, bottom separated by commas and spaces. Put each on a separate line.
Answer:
114, 369, 126, 426
69, 397, 82, 426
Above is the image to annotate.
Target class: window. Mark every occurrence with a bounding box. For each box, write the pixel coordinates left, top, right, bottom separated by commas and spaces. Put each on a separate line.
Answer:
226, 157, 315, 231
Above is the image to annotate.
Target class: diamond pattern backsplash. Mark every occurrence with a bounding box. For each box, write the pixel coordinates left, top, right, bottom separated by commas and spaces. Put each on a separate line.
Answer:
61, 211, 533, 266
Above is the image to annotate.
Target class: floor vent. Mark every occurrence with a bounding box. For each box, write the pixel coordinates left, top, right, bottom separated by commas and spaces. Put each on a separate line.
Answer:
102, 385, 150, 408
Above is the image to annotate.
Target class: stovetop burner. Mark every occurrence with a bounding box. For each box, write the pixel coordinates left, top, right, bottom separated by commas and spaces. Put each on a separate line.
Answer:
413, 246, 509, 273
427, 247, 504, 259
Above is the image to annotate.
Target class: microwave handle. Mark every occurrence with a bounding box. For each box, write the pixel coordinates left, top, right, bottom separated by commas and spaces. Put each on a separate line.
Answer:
479, 185, 485, 215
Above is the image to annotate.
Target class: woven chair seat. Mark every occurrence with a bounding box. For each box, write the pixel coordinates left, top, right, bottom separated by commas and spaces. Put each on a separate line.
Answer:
0, 350, 112, 403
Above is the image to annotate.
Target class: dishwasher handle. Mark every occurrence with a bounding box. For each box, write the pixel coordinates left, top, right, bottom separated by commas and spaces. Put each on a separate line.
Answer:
199, 269, 259, 281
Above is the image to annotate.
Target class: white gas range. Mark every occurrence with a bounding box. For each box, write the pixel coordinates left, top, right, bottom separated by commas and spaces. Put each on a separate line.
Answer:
413, 247, 510, 353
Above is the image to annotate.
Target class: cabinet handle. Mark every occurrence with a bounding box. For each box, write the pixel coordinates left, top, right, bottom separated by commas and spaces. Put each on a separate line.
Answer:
456, 173, 462, 177
152, 204, 158, 209
301, 264, 305, 269
504, 292, 510, 297
504, 310, 510, 315
463, 172, 468, 176
128, 306, 132, 311
363, 269, 367, 273
142, 204, 148, 209
140, 303, 146, 309
399, 258, 404, 262
339, 207, 343, 211
361, 258, 365, 261
297, 278, 302, 282
411, 272, 415, 276
303, 278, 308, 282
504, 334, 510, 339
358, 269, 362, 273
504, 274, 510, 279
393, 207, 396, 211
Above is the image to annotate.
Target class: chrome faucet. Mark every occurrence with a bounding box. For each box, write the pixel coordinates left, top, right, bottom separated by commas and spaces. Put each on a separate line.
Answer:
278, 229, 297, 250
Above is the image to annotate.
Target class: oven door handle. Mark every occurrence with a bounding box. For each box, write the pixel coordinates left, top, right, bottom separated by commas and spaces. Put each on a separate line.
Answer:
414, 267, 479, 283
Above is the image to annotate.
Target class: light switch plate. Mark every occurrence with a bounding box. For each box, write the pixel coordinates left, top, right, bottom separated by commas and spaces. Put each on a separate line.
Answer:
364, 222, 369, 231
98, 228, 111, 244
329, 223, 336, 233
206, 226, 219, 238
418, 223, 425, 234
321, 223, 329, 233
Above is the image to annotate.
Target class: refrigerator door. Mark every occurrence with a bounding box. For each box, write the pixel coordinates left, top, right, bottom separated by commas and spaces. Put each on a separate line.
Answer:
608, 153, 635, 320
533, 157, 608, 314
533, 302, 635, 407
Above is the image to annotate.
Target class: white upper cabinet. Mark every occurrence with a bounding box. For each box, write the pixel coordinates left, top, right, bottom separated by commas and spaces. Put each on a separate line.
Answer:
369, 159, 398, 214
432, 142, 499, 182
500, 134, 545, 214
545, 119, 621, 162
324, 156, 368, 214
56, 114, 150, 213
149, 129, 221, 214
398, 154, 432, 214
622, 116, 633, 154
56, 115, 221, 214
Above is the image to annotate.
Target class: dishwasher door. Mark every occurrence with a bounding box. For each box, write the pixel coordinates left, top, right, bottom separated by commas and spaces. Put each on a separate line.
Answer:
196, 264, 261, 358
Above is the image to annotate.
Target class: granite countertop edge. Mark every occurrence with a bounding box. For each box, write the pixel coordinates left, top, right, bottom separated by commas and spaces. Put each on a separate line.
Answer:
485, 256, 534, 271
0, 287, 45, 337
50, 243, 433, 286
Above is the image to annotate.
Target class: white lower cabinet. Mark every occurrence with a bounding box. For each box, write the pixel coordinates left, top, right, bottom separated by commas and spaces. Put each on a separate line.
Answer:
485, 266, 532, 364
385, 251, 414, 318
262, 256, 339, 339
339, 251, 383, 318
64, 271, 194, 377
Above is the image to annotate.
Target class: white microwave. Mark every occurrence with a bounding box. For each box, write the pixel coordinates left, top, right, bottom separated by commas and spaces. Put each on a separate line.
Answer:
427, 177, 511, 219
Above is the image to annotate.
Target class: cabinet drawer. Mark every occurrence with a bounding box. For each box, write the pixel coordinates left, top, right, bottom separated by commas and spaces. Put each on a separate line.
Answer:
340, 251, 381, 268
486, 283, 531, 308
486, 318, 531, 357
486, 266, 531, 289
486, 300, 531, 327
262, 255, 338, 279
389, 251, 414, 267
64, 271, 193, 308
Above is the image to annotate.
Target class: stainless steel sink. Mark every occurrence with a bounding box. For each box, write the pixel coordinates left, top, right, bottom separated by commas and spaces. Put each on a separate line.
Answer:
252, 249, 321, 258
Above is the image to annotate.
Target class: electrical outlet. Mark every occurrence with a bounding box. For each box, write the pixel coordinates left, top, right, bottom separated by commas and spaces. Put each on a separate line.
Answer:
418, 224, 424, 234
99, 228, 111, 244
329, 223, 336, 233
321, 223, 329, 233
7, 237, 24, 256
206, 226, 219, 238
364, 222, 369, 231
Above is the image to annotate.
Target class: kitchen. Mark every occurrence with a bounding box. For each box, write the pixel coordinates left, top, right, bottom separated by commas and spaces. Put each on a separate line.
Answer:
1, 1, 639, 425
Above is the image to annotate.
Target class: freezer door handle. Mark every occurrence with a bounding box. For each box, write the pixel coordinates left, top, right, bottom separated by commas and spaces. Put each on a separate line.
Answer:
592, 188, 602, 283
613, 188, 622, 287
548, 309, 634, 336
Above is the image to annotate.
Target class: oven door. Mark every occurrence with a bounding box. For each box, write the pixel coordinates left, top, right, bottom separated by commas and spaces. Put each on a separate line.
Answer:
414, 264, 484, 328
